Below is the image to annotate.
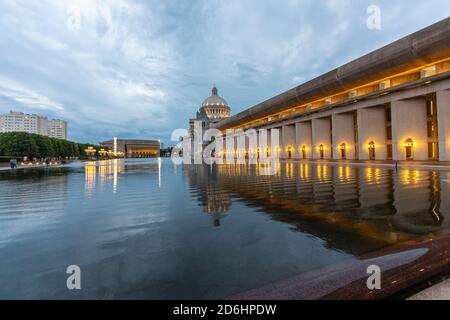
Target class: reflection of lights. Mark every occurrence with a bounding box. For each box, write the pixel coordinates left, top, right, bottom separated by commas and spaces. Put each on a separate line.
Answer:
400, 169, 421, 185
299, 163, 310, 179
113, 160, 118, 193
158, 157, 162, 188
338, 166, 351, 181
317, 164, 327, 180
85, 162, 97, 195
286, 162, 294, 179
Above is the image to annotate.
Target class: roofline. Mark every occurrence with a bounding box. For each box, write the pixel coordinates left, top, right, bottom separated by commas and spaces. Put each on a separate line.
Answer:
214, 17, 450, 130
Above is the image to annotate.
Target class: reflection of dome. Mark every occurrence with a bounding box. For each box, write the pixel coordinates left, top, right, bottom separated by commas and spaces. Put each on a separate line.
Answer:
199, 86, 231, 121
205, 187, 232, 215
183, 164, 232, 227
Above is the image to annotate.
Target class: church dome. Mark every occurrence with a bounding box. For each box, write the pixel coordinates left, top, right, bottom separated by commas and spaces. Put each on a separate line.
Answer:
202, 86, 230, 109
199, 86, 231, 121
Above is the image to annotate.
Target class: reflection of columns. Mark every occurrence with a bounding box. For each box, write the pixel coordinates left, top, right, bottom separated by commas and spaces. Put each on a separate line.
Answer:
332, 113, 355, 160
282, 124, 296, 159
333, 166, 358, 203
437, 90, 450, 161
357, 107, 387, 160
358, 167, 393, 208
391, 98, 428, 161
393, 170, 430, 224
312, 118, 332, 160
296, 122, 312, 159
440, 172, 450, 228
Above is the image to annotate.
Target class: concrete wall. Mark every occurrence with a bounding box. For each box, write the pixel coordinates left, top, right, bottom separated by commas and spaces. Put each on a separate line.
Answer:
391, 98, 428, 161
272, 127, 282, 159
296, 122, 312, 159
312, 118, 332, 160
357, 107, 387, 160
282, 124, 296, 159
438, 90, 450, 161
332, 112, 356, 160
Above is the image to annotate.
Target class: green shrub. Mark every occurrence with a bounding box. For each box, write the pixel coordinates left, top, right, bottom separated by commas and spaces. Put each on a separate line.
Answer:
0, 132, 101, 158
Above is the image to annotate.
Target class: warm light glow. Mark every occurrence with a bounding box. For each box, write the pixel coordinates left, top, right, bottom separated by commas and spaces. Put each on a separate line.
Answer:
404, 139, 414, 148
85, 146, 97, 157
226, 56, 450, 131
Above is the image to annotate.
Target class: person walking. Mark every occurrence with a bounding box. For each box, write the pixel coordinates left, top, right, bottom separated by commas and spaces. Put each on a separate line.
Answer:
10, 158, 17, 169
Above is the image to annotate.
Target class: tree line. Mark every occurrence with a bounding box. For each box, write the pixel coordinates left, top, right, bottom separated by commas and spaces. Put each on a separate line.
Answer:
0, 132, 102, 159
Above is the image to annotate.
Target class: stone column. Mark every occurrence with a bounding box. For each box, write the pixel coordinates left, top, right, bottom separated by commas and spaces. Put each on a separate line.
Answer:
282, 124, 296, 159
332, 112, 355, 160
312, 118, 332, 160
357, 106, 387, 160
296, 122, 312, 159
271, 127, 282, 159
437, 90, 450, 161
391, 98, 428, 161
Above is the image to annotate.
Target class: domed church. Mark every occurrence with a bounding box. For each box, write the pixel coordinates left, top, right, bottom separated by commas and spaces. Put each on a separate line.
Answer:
189, 86, 231, 133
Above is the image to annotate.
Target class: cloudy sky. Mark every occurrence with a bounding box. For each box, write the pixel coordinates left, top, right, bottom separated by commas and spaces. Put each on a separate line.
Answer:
0, 0, 449, 145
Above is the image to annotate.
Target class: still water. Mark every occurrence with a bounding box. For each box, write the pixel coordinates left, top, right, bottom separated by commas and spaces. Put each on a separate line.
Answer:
0, 159, 449, 299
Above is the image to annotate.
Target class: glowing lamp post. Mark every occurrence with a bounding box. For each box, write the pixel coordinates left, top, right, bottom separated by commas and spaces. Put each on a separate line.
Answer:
98, 148, 108, 159
85, 146, 97, 160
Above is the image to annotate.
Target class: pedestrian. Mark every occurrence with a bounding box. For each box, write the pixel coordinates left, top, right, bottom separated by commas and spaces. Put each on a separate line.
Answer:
13, 159, 18, 169
9, 158, 14, 169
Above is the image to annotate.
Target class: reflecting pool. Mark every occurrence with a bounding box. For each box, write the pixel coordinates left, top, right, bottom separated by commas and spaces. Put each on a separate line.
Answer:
0, 159, 449, 299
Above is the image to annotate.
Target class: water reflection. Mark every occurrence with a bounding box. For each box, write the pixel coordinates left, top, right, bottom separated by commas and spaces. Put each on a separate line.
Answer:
183, 162, 450, 255
1, 159, 450, 299
184, 165, 232, 227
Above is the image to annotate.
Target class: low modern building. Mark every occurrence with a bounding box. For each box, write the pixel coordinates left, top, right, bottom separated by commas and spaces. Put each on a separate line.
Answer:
210, 18, 450, 162
100, 138, 161, 158
0, 110, 68, 140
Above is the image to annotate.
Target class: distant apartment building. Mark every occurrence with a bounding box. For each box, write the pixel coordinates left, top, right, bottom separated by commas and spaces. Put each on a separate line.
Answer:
47, 119, 68, 140
0, 111, 68, 140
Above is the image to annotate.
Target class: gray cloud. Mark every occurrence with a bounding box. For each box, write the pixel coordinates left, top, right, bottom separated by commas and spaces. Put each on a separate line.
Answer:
0, 0, 449, 144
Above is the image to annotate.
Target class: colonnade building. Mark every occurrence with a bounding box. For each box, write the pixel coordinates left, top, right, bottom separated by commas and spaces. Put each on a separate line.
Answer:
211, 18, 450, 162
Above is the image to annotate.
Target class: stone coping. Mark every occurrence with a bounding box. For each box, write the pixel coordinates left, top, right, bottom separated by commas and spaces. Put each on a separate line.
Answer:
228, 233, 450, 300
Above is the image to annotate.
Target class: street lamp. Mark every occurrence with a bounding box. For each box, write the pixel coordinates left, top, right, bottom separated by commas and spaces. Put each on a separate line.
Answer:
98, 148, 108, 159
85, 146, 97, 160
